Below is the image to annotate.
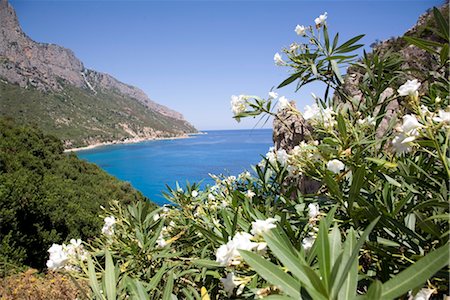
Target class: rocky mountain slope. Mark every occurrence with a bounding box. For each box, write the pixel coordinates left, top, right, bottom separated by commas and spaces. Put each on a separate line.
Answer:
0, 0, 196, 148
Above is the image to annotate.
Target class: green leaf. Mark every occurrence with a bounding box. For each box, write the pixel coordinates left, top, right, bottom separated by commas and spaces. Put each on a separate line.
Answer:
433, 7, 449, 41
148, 264, 168, 290
278, 72, 302, 89
383, 174, 401, 187
332, 218, 380, 293
336, 114, 347, 141
162, 272, 174, 300
440, 43, 449, 65
335, 229, 358, 300
317, 220, 331, 291
324, 173, 343, 201
262, 231, 328, 299
366, 280, 383, 300
365, 157, 397, 169
348, 166, 366, 211
335, 34, 365, 53
87, 256, 102, 299
192, 259, 221, 268
403, 36, 441, 54
381, 244, 450, 299
239, 250, 301, 299
331, 60, 344, 84
127, 279, 149, 299
104, 250, 117, 300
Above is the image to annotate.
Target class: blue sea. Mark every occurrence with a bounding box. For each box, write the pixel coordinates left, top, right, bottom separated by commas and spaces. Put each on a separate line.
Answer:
77, 129, 273, 205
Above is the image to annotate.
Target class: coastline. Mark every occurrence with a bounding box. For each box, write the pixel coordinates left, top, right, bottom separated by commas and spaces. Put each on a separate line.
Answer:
64, 133, 199, 153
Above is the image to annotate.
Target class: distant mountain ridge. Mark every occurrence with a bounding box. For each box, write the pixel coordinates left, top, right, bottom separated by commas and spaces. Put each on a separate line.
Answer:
0, 0, 196, 148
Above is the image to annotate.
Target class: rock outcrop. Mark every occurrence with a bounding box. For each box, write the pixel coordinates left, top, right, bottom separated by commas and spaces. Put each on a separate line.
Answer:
0, 0, 196, 147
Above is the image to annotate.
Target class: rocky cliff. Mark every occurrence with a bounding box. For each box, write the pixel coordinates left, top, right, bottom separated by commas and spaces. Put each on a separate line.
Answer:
0, 0, 195, 147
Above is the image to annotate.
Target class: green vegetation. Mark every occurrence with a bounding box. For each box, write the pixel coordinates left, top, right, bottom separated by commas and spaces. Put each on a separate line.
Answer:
0, 118, 151, 270
46, 7, 448, 300
0, 81, 196, 148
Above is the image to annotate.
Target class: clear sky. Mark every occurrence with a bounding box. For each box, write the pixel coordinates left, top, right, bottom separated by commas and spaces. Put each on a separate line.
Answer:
10, 0, 443, 130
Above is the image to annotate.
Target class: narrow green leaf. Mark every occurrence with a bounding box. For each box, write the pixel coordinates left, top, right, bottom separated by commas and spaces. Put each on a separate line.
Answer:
383, 174, 401, 187
335, 229, 358, 300
263, 231, 328, 299
163, 272, 174, 300
348, 166, 366, 211
365, 158, 398, 169
333, 218, 380, 293
382, 244, 450, 299
337, 113, 347, 140
104, 250, 117, 300
192, 259, 221, 268
318, 220, 331, 291
366, 280, 383, 300
148, 264, 168, 290
331, 60, 343, 84
127, 279, 149, 299
335, 34, 365, 53
433, 7, 449, 41
278, 73, 302, 89
87, 256, 102, 299
239, 250, 301, 299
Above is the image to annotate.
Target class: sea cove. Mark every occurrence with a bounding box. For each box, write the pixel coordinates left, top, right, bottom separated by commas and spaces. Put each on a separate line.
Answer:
77, 129, 273, 205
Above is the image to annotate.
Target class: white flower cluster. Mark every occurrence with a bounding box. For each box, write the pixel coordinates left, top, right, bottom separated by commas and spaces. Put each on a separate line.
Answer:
392, 114, 424, 154
302, 203, 321, 250
397, 79, 421, 98
314, 12, 328, 27
216, 218, 277, 296
230, 95, 248, 117
265, 147, 289, 167
46, 239, 87, 271
220, 272, 249, 297
216, 218, 276, 266
327, 159, 345, 174
274, 52, 285, 66
101, 216, 116, 236
357, 115, 376, 127
303, 103, 337, 129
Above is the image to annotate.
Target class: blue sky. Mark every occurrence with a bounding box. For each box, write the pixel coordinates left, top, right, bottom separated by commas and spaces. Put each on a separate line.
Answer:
11, 0, 442, 130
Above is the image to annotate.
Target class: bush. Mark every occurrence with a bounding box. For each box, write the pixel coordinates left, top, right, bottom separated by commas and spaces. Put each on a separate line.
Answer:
47, 7, 449, 300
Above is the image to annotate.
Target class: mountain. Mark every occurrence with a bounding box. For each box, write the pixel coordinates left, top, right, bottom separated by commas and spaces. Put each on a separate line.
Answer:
0, 0, 196, 148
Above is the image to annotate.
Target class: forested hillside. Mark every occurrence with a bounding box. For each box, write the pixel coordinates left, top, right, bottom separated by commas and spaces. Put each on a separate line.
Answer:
0, 118, 151, 269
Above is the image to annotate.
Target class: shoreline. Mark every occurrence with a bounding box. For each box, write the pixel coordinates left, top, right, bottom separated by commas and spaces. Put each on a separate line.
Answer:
64, 133, 200, 153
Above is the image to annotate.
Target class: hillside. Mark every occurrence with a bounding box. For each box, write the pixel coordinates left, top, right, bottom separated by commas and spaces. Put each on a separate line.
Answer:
0, 118, 153, 269
0, 0, 196, 148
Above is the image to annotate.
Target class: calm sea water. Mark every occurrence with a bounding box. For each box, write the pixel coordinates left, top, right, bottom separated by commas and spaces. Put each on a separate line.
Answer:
77, 129, 273, 205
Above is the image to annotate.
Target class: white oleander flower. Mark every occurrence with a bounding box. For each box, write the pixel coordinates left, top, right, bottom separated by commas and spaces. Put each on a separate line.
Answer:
153, 213, 160, 221
303, 103, 320, 120
290, 43, 300, 52
251, 218, 277, 236
413, 288, 435, 300
295, 24, 306, 36
327, 159, 345, 174
400, 114, 423, 135
231, 95, 247, 116
208, 193, 216, 201
276, 149, 289, 166
101, 216, 116, 236
433, 109, 450, 123
357, 116, 376, 126
46, 244, 69, 270
397, 79, 420, 97
265, 147, 277, 165
278, 96, 290, 111
245, 190, 256, 199
220, 272, 238, 296
191, 190, 198, 197
274, 52, 285, 66
215, 232, 258, 266
315, 12, 327, 26
308, 203, 320, 219
156, 234, 168, 248
302, 236, 316, 250
392, 133, 412, 154
268, 91, 278, 99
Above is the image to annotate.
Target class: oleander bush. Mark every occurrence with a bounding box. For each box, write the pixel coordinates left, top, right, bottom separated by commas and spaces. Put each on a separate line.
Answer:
47, 8, 449, 299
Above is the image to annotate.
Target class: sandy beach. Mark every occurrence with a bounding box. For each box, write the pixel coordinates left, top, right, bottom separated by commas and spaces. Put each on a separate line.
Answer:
63, 133, 202, 153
